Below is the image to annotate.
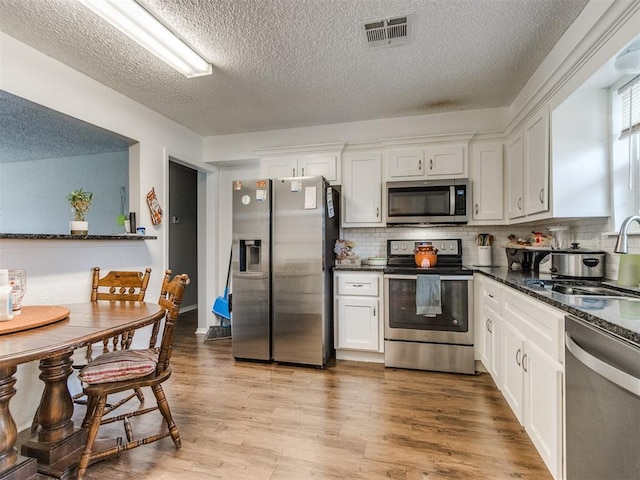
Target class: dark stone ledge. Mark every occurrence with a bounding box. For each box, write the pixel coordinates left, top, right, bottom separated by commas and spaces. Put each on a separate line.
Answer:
0, 233, 156, 240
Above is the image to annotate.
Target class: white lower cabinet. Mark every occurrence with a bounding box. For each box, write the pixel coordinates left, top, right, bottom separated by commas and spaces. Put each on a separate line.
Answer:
481, 304, 502, 384
501, 287, 564, 480
336, 296, 379, 350
500, 320, 526, 421
476, 275, 564, 480
475, 274, 503, 385
524, 340, 563, 479
334, 272, 384, 360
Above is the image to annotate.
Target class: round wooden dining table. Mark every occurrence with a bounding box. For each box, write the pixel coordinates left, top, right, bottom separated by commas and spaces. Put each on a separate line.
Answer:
0, 301, 165, 480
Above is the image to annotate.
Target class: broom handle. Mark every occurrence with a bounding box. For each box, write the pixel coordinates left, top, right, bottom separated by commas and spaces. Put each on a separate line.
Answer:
225, 247, 232, 289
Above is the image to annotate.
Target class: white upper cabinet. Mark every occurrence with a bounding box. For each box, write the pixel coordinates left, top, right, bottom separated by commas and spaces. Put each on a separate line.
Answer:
261, 156, 298, 179
258, 143, 345, 185
506, 106, 550, 221
425, 144, 466, 176
384, 136, 471, 181
507, 131, 525, 220
386, 148, 425, 178
299, 153, 339, 181
549, 86, 610, 220
507, 90, 610, 224
342, 151, 383, 226
523, 106, 550, 216
260, 153, 339, 183
470, 141, 504, 222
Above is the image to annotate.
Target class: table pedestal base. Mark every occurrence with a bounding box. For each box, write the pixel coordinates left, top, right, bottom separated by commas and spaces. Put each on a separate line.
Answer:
0, 455, 37, 480
21, 429, 86, 480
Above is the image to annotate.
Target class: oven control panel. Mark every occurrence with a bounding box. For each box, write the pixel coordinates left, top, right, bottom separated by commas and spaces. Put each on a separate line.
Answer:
388, 239, 461, 257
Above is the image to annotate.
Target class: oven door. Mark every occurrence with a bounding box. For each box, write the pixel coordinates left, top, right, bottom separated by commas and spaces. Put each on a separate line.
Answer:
384, 274, 473, 344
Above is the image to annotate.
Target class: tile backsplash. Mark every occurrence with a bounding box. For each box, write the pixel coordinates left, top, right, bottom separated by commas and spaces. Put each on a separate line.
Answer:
341, 217, 640, 281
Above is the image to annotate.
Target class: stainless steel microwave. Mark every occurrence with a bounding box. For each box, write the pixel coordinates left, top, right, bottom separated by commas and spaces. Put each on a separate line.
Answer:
386, 179, 469, 225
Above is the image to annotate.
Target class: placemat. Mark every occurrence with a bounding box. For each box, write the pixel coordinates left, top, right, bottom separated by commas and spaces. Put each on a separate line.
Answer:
0, 305, 70, 335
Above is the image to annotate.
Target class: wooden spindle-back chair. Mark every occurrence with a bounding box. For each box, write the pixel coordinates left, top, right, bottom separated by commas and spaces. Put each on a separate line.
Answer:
76, 271, 188, 480
31, 267, 153, 433
91, 267, 153, 354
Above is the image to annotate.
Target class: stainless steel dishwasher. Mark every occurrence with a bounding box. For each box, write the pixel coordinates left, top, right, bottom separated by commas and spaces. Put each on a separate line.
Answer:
564, 315, 640, 480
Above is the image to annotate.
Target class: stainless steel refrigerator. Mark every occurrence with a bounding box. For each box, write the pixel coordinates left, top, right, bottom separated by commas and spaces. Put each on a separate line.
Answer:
231, 176, 339, 367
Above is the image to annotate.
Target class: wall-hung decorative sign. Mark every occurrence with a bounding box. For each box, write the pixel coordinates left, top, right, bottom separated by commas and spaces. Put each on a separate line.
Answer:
146, 188, 163, 225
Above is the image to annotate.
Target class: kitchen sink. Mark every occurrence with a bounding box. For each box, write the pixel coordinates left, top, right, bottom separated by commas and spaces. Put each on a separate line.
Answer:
550, 284, 633, 297
522, 279, 640, 301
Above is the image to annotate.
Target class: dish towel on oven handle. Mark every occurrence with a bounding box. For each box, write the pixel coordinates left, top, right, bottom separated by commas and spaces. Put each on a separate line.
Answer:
416, 275, 442, 316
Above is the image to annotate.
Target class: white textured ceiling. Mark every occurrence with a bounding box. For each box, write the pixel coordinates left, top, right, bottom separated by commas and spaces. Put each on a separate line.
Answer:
0, 0, 589, 137
0, 91, 132, 163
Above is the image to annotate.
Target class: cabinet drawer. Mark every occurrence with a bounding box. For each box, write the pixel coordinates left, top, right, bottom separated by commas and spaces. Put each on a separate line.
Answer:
336, 274, 379, 296
502, 288, 564, 362
483, 278, 502, 314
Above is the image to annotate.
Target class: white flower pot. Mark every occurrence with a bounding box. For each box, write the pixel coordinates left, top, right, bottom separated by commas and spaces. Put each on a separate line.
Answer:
70, 221, 88, 235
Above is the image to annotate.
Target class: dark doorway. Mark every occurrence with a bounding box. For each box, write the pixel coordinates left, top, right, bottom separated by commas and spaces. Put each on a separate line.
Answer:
169, 160, 198, 309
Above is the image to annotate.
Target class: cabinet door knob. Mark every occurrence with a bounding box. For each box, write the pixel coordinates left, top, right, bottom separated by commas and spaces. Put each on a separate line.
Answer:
302, 167, 305, 176
516, 348, 522, 366
430, 158, 433, 170
486, 318, 492, 333
418, 159, 422, 171
475, 203, 479, 215
292, 167, 296, 176
373, 307, 376, 317
376, 207, 380, 218
522, 353, 528, 372
517, 197, 522, 210
539, 188, 544, 203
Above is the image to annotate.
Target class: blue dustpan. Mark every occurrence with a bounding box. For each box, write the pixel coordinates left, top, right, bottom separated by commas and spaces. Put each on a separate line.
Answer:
212, 248, 232, 324
212, 286, 230, 320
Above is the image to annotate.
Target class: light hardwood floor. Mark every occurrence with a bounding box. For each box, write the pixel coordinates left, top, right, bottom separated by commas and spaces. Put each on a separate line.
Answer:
48, 310, 552, 479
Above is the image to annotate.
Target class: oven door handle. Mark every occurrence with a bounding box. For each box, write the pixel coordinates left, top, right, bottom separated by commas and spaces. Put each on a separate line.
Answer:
384, 274, 474, 281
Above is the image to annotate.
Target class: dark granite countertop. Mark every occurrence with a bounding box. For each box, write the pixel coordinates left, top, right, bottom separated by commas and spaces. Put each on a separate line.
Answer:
473, 267, 640, 348
0, 233, 156, 240
333, 265, 386, 272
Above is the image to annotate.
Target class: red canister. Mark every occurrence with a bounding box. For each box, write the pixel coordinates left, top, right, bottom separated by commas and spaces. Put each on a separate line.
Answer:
414, 244, 438, 268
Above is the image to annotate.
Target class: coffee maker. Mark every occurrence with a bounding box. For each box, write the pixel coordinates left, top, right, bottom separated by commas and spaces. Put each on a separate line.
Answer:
506, 248, 551, 271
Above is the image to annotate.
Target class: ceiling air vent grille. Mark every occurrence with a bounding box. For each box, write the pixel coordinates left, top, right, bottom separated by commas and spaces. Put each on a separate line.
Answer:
362, 14, 412, 48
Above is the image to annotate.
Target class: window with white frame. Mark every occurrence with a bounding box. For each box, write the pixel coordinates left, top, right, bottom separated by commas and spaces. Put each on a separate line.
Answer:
611, 75, 640, 230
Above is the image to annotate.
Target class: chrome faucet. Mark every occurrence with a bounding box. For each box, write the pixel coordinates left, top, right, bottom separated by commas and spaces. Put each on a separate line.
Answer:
614, 215, 640, 253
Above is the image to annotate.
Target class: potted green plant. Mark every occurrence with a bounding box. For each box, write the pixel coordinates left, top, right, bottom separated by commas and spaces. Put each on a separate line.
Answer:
68, 188, 93, 235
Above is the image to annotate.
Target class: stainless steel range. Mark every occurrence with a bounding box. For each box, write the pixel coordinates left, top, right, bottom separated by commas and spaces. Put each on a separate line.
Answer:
384, 239, 475, 374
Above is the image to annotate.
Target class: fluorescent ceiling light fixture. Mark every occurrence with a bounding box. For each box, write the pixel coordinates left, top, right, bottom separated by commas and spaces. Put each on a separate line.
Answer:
79, 0, 212, 78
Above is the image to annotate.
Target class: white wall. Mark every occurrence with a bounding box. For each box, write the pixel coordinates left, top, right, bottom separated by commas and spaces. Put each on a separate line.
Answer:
204, 107, 508, 163
0, 32, 207, 431
0, 151, 128, 234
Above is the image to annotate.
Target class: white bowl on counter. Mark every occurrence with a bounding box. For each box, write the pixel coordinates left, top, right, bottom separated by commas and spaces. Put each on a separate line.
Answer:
367, 257, 387, 266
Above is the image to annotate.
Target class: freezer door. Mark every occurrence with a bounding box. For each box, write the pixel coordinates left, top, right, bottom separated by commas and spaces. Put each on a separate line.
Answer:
231, 179, 271, 361
272, 177, 335, 366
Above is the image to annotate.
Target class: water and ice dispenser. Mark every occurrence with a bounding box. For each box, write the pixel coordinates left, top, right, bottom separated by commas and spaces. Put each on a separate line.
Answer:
239, 240, 262, 272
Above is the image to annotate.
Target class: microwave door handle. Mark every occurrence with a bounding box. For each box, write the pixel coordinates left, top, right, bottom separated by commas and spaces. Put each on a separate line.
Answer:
449, 186, 455, 215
